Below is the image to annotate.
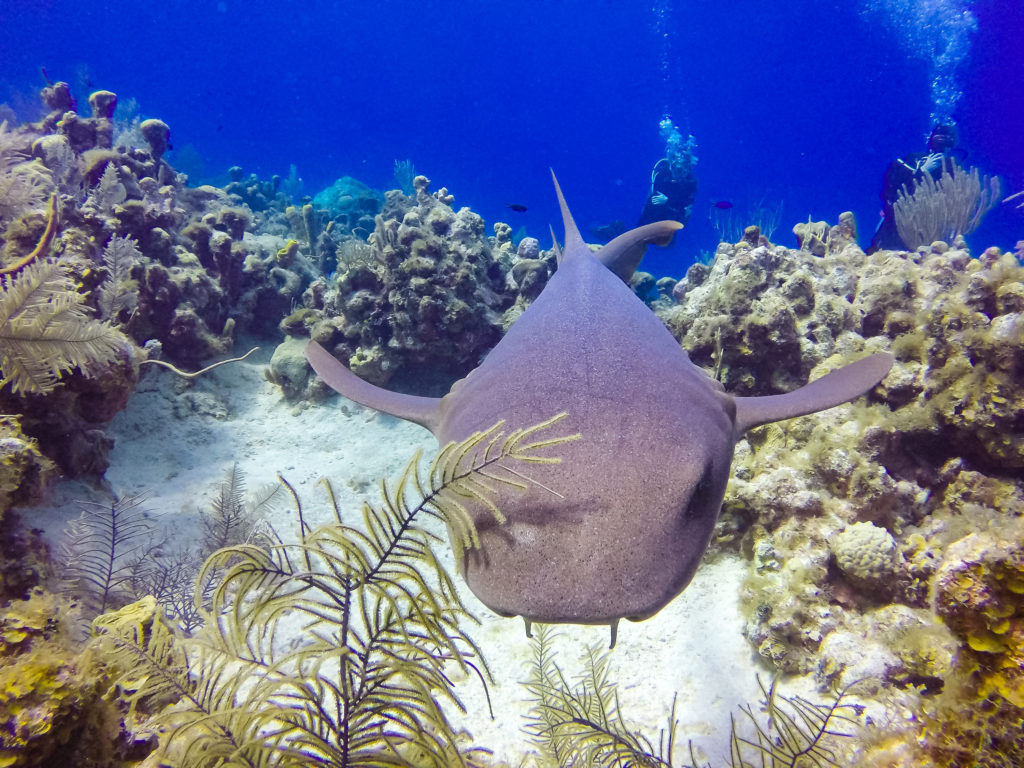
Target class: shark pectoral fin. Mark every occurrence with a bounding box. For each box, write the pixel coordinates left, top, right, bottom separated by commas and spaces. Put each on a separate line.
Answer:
733, 352, 894, 433
305, 341, 442, 433
598, 220, 684, 282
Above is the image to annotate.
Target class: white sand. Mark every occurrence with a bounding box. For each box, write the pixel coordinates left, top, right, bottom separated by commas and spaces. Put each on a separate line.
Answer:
28, 345, 778, 765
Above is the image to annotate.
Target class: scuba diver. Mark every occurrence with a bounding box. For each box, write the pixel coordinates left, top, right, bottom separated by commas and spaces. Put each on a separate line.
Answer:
639, 155, 698, 227
639, 116, 698, 228
868, 123, 966, 252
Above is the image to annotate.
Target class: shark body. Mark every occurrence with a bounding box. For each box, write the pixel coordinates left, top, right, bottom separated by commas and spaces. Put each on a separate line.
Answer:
306, 175, 892, 632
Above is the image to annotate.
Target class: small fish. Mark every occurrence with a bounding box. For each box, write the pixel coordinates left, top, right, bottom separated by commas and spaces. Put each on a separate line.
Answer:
506, 203, 528, 212
711, 200, 733, 210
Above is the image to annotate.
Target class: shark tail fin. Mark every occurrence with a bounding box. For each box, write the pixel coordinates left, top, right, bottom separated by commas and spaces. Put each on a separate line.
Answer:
598, 221, 684, 282
733, 353, 893, 434
306, 341, 442, 433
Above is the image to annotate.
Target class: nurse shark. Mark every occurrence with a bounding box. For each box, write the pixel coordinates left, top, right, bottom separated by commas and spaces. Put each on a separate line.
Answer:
306, 174, 892, 641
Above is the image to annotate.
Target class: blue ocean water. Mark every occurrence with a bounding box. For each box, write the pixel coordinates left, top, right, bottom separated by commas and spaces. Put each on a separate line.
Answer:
2, 0, 1021, 276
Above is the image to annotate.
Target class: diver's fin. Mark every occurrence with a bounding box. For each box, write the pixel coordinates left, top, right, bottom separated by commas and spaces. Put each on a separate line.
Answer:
598, 220, 684, 282
306, 341, 442, 433
733, 352, 893, 434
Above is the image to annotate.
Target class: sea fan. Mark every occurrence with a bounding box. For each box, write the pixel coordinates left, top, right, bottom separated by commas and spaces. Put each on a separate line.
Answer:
87, 161, 127, 213
723, 676, 862, 768
130, 464, 281, 635
524, 624, 674, 767
0, 258, 130, 395
62, 492, 153, 616
0, 120, 52, 226
96, 234, 141, 321
524, 627, 861, 768
894, 164, 1001, 249
93, 414, 578, 767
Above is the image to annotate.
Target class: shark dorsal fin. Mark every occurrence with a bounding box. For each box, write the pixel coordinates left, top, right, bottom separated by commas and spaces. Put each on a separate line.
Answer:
550, 169, 588, 255
733, 352, 893, 434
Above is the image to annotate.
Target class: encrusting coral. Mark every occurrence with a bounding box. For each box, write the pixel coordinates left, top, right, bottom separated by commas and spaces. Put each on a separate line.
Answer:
285, 174, 530, 393
0, 589, 141, 768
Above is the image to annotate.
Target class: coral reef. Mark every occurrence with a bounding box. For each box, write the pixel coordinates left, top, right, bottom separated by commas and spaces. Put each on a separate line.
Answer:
287, 175, 523, 391
0, 590, 137, 767
658, 215, 1024, 762
312, 174, 382, 236
0, 83, 329, 481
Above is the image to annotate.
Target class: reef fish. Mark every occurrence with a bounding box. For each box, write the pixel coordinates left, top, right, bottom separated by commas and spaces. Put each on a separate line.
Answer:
306, 173, 892, 638
506, 203, 528, 212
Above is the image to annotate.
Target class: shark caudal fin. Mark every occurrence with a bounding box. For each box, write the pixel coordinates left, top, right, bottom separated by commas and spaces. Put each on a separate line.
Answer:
549, 170, 682, 280
597, 221, 684, 282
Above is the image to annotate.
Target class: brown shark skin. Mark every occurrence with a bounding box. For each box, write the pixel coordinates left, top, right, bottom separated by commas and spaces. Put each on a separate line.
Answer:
305, 179, 894, 627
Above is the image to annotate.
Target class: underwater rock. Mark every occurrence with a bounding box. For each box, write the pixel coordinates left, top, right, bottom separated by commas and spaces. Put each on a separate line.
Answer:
816, 603, 958, 693
267, 335, 314, 400
672, 217, 1024, 687
312, 175, 383, 235
933, 525, 1024, 706
0, 590, 131, 767
292, 176, 513, 391
0, 417, 55, 518
0, 353, 138, 478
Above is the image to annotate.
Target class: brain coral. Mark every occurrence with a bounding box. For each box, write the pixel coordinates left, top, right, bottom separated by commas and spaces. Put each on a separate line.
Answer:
830, 521, 897, 582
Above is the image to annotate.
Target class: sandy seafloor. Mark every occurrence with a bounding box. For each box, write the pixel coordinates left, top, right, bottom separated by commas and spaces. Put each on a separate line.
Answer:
26, 343, 814, 766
